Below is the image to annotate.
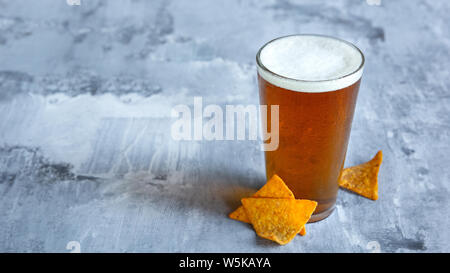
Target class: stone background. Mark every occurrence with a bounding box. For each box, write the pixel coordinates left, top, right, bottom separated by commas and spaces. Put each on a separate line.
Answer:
0, 0, 449, 252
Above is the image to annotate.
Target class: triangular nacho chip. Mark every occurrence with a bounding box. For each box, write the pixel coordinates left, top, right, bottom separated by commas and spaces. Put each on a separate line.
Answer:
252, 174, 295, 199
339, 151, 383, 200
241, 198, 317, 245
228, 205, 306, 235
228, 206, 249, 222
229, 174, 294, 223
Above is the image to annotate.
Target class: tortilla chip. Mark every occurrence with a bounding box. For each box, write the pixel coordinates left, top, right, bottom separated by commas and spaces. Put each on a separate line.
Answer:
241, 198, 317, 245
252, 174, 295, 199
228, 206, 249, 222
229, 206, 306, 236
229, 174, 294, 223
339, 151, 383, 200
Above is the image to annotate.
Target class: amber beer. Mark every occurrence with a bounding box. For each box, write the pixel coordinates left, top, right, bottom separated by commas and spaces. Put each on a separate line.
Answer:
256, 35, 364, 222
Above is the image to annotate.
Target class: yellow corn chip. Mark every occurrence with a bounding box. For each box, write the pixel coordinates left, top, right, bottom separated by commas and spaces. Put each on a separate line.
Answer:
229, 174, 294, 223
252, 174, 295, 199
229, 205, 306, 236
339, 151, 383, 200
229, 174, 306, 236
228, 206, 249, 223
241, 198, 317, 245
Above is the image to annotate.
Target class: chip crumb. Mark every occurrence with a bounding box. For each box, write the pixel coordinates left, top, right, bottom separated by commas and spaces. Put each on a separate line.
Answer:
299, 226, 306, 236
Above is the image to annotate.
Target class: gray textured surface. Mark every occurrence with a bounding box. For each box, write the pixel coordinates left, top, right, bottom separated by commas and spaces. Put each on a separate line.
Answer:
0, 0, 449, 253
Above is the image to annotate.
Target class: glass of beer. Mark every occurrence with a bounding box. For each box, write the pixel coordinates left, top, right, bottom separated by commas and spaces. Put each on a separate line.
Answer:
256, 34, 364, 222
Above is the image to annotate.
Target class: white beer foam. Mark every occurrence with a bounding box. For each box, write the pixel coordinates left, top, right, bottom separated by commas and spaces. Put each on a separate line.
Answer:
257, 35, 364, 92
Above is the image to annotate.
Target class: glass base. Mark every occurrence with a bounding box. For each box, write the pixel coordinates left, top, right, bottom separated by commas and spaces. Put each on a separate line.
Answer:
308, 205, 335, 223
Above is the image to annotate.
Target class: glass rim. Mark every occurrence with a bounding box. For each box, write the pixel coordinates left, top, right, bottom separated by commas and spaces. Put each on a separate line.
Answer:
256, 34, 365, 85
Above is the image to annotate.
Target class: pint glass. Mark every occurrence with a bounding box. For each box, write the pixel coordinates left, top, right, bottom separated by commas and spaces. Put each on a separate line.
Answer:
256, 35, 364, 222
